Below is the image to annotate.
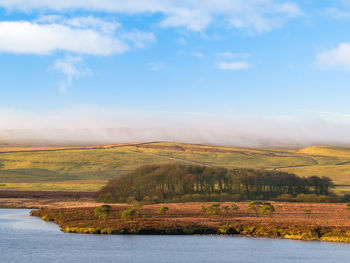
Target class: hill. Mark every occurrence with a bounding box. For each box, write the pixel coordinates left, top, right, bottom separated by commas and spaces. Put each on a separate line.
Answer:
1, 142, 350, 193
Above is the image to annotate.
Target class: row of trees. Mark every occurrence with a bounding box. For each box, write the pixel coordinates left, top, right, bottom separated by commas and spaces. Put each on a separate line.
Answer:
97, 164, 334, 203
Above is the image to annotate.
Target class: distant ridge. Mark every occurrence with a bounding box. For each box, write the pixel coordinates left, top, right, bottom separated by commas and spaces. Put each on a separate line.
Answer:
2, 128, 350, 149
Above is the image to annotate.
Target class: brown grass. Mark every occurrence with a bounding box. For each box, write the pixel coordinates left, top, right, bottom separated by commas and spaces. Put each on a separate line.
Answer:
29, 201, 350, 239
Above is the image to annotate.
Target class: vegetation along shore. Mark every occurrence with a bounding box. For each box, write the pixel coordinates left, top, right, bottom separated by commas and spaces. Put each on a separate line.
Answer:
31, 202, 350, 243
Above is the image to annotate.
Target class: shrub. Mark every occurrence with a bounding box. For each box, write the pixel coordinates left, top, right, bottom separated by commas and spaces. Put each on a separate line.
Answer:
205, 203, 221, 215
247, 201, 272, 217
121, 208, 136, 219
222, 205, 230, 214
158, 206, 169, 215
259, 204, 275, 217
132, 202, 142, 207
247, 201, 263, 217
94, 205, 112, 219
346, 203, 350, 210
231, 203, 239, 211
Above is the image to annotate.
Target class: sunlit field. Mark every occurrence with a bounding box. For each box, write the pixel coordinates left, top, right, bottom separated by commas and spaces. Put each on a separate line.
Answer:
1, 142, 350, 192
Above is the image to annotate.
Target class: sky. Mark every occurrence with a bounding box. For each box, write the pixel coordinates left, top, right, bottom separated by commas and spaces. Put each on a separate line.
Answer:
1, 0, 350, 146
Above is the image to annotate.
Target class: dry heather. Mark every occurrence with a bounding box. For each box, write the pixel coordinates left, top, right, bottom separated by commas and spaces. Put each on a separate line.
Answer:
31, 202, 350, 243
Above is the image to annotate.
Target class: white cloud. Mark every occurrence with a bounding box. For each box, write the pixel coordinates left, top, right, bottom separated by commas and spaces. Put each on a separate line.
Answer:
0, 20, 127, 55
316, 43, 350, 70
52, 55, 91, 92
159, 8, 212, 31
217, 61, 251, 70
0, 0, 302, 32
0, 17, 155, 55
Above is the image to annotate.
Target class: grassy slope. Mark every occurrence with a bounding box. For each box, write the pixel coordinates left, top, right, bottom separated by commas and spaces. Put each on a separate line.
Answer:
1, 142, 350, 192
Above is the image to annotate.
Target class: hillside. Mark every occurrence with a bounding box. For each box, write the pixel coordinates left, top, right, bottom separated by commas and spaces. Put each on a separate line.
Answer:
1, 142, 350, 193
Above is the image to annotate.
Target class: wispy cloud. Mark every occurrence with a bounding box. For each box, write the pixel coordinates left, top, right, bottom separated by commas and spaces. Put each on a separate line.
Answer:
178, 50, 205, 59
121, 30, 156, 48
0, 0, 302, 33
177, 37, 187, 46
215, 51, 250, 59
319, 7, 350, 20
216, 61, 251, 70
52, 55, 91, 92
149, 62, 164, 71
316, 43, 350, 70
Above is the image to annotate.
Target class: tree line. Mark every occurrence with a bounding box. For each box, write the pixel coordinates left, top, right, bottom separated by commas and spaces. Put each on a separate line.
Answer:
97, 164, 334, 203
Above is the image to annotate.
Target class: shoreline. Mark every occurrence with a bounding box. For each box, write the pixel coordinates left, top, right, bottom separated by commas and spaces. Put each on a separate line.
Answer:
2, 197, 350, 243
26, 201, 350, 243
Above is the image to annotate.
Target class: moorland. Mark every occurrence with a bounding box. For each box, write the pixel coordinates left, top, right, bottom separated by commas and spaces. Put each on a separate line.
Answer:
1, 142, 350, 194
3, 142, 350, 242
31, 201, 350, 243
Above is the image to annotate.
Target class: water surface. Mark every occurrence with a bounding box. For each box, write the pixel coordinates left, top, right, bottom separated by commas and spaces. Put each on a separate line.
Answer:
0, 209, 349, 263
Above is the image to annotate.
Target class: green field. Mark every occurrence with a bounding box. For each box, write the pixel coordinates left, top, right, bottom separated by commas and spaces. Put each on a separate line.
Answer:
1, 142, 350, 193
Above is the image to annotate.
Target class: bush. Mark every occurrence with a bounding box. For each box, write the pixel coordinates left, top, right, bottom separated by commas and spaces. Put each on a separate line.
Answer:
247, 201, 271, 217
346, 203, 350, 210
94, 205, 112, 219
231, 203, 239, 211
222, 205, 230, 214
121, 208, 136, 219
158, 206, 169, 215
131, 202, 142, 207
259, 204, 275, 217
205, 203, 221, 215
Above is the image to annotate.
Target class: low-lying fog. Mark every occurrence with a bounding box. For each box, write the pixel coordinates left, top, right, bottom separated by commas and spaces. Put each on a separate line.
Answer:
1, 107, 350, 148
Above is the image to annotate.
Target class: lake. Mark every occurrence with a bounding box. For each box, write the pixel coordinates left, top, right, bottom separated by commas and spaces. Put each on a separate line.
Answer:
1, 209, 350, 263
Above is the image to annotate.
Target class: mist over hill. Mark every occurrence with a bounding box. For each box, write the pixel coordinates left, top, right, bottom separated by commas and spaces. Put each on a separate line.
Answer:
0, 127, 350, 148
1, 107, 350, 148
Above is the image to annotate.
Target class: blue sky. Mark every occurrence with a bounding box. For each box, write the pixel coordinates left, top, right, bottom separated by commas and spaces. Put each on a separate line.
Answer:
1, 0, 350, 146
